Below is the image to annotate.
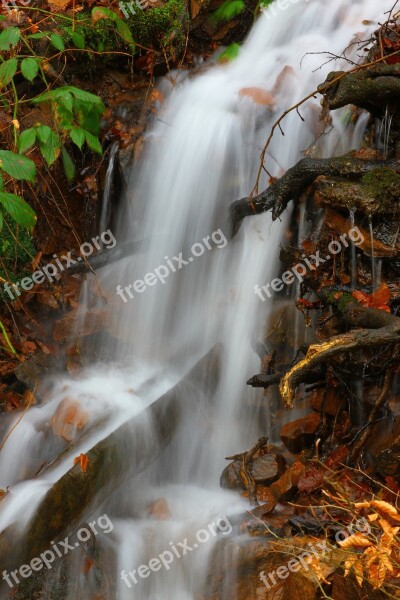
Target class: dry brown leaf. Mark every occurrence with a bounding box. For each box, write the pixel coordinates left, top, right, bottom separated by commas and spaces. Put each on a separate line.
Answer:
239, 87, 276, 106
368, 513, 379, 522
369, 560, 388, 589
354, 501, 371, 509
371, 500, 400, 521
338, 533, 373, 549
47, 0, 72, 11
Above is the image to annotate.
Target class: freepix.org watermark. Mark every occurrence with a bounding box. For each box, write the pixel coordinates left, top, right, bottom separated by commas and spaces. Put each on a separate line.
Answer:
260, 517, 371, 589
261, 0, 312, 20
118, 0, 157, 17
115, 228, 227, 303
121, 515, 232, 588
254, 226, 364, 302
1, 0, 32, 14
3, 229, 117, 300
2, 513, 114, 589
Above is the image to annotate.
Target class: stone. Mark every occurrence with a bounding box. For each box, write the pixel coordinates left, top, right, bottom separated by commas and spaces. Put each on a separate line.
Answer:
280, 413, 321, 454
220, 454, 286, 490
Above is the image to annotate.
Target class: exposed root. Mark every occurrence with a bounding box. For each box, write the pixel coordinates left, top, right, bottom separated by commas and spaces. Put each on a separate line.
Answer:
279, 318, 400, 409
230, 156, 398, 237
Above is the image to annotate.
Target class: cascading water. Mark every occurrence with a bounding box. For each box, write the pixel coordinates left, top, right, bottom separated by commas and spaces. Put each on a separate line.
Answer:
0, 1, 393, 598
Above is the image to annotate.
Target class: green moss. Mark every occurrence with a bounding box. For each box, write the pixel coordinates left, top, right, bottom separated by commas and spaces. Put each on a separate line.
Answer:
125, 0, 187, 55
361, 167, 400, 204
327, 291, 356, 313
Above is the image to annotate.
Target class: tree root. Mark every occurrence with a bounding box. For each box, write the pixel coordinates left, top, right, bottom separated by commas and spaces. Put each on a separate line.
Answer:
319, 64, 400, 115
279, 317, 400, 409
348, 370, 393, 462
230, 156, 398, 236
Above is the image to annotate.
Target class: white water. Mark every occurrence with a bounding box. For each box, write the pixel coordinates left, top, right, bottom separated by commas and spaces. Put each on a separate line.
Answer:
0, 1, 392, 598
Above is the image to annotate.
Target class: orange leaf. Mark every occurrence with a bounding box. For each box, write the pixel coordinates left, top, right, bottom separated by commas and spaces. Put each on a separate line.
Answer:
338, 533, 373, 549
74, 453, 89, 472
352, 283, 391, 312
371, 500, 400, 521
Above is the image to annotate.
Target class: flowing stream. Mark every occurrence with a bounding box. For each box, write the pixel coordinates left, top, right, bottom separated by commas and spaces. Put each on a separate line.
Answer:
0, 1, 392, 598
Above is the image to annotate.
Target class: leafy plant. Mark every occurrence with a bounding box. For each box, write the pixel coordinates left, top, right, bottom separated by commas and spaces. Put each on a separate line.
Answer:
211, 0, 245, 24
0, 15, 109, 228
218, 43, 240, 62
0, 152, 36, 228
91, 7, 135, 52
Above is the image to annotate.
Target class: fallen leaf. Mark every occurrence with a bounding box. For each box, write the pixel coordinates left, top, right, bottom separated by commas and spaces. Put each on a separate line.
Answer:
239, 87, 276, 106
352, 282, 391, 312
338, 533, 373, 549
74, 453, 89, 472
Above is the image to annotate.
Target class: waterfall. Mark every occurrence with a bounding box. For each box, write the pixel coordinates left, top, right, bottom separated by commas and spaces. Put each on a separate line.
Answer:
0, 1, 391, 598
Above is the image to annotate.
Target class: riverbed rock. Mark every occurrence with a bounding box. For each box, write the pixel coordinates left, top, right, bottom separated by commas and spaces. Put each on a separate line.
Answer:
310, 388, 345, 416
280, 413, 321, 454
220, 453, 286, 490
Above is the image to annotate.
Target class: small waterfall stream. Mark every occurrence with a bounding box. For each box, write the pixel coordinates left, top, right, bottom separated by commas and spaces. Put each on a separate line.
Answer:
0, 1, 392, 598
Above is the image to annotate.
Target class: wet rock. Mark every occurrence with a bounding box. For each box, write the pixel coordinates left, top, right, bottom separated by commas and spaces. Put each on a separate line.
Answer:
310, 388, 345, 416
52, 308, 111, 343
202, 537, 319, 600
50, 397, 89, 442
373, 436, 400, 482
280, 413, 321, 454
220, 453, 286, 490
15, 351, 64, 390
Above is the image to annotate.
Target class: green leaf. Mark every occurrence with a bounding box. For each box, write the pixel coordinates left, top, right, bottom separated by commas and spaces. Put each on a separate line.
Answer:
211, 0, 245, 24
38, 129, 61, 166
0, 211, 3, 233
0, 171, 3, 192
33, 86, 105, 113
36, 125, 52, 145
218, 42, 240, 62
0, 16, 6, 21
0, 58, 18, 88
61, 146, 75, 182
18, 128, 37, 154
27, 32, 50, 40
76, 101, 101, 135
50, 34, 65, 51
84, 130, 102, 155
70, 127, 85, 150
115, 18, 135, 52
57, 91, 74, 113
0, 192, 36, 228
0, 151, 36, 182
0, 27, 20, 50
21, 57, 39, 83
72, 31, 85, 49
51, 90, 75, 129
